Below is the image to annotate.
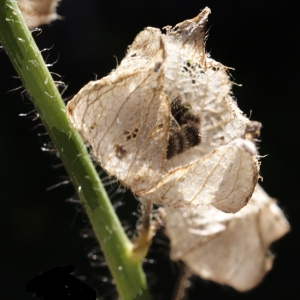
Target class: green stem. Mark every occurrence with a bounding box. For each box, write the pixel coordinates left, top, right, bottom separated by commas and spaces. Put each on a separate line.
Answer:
0, 1, 150, 299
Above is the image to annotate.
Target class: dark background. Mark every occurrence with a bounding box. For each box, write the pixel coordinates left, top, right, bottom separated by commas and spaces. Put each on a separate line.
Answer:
0, 0, 299, 299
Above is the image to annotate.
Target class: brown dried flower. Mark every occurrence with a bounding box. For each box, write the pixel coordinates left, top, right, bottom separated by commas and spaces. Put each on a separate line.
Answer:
66, 7, 289, 291
67, 8, 259, 214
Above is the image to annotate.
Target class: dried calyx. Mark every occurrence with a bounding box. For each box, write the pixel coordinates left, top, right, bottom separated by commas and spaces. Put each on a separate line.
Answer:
163, 185, 289, 291
66, 7, 289, 291
67, 7, 259, 214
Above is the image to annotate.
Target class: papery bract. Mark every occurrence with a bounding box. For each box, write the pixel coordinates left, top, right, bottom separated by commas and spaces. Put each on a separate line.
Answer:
67, 7, 259, 213
163, 185, 290, 291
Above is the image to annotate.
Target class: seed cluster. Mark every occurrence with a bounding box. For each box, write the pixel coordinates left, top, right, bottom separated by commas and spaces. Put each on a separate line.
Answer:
166, 96, 201, 159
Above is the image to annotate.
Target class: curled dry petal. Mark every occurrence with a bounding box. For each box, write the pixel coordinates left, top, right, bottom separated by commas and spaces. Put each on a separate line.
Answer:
66, 7, 259, 213
164, 185, 290, 291
18, 0, 60, 28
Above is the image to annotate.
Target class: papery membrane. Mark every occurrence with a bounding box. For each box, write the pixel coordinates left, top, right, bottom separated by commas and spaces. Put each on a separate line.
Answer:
164, 185, 290, 291
67, 7, 259, 213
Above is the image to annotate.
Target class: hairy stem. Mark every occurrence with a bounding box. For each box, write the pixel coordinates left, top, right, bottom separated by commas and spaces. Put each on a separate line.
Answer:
0, 1, 150, 299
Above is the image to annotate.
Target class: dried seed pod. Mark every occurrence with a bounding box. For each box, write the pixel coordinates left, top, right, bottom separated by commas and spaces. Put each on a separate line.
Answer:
18, 0, 60, 28
164, 185, 290, 291
67, 7, 259, 213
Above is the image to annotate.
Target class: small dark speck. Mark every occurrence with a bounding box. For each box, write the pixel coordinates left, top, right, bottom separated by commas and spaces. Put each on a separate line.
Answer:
114, 144, 127, 159
154, 62, 162, 72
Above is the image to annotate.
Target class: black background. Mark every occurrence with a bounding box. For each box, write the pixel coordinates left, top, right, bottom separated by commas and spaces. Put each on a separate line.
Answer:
0, 0, 299, 299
